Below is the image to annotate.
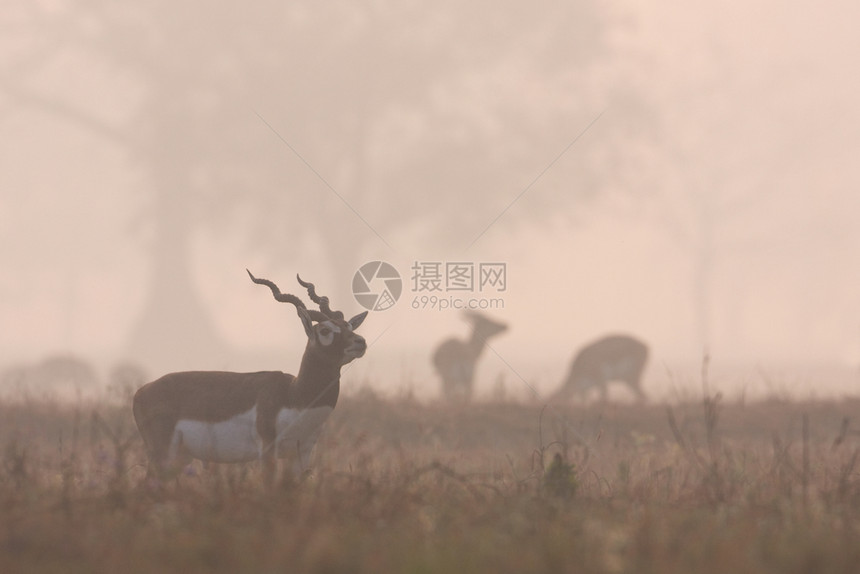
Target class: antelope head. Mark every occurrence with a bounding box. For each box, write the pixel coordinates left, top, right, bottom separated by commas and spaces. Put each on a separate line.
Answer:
246, 270, 368, 365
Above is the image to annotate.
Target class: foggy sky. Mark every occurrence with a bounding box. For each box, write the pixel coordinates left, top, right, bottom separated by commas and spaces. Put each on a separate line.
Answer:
1, 0, 858, 399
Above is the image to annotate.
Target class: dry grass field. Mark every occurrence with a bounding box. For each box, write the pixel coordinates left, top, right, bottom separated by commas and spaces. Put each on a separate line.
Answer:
2, 385, 860, 573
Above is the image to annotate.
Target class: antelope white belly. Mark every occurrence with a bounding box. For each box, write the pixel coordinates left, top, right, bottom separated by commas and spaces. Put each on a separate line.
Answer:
171, 406, 261, 463
169, 405, 334, 464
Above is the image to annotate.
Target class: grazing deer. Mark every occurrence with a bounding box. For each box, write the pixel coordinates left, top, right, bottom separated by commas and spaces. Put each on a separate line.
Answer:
132, 271, 367, 487
432, 311, 508, 401
551, 334, 648, 402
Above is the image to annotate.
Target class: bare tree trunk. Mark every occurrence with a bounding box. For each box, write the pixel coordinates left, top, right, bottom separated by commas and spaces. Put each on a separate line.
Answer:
126, 184, 229, 372
125, 103, 230, 372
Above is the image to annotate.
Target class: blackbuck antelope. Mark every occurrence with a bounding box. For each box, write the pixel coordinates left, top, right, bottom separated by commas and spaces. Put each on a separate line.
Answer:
432, 311, 508, 401
550, 334, 648, 402
132, 271, 368, 486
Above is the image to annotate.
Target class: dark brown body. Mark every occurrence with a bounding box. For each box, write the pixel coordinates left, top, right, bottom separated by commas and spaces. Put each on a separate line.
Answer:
135, 371, 302, 465
133, 357, 345, 481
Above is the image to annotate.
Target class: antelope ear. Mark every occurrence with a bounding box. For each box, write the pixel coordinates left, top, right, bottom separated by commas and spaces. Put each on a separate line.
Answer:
348, 311, 368, 330
296, 306, 314, 338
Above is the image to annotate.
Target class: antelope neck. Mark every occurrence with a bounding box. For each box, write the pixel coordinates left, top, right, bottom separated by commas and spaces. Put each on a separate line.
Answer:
293, 350, 342, 409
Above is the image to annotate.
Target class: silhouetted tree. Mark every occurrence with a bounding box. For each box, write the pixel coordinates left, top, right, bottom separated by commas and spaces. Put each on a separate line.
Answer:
2, 0, 647, 369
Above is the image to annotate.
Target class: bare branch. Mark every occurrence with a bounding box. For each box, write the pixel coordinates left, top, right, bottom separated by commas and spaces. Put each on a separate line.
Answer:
0, 78, 134, 150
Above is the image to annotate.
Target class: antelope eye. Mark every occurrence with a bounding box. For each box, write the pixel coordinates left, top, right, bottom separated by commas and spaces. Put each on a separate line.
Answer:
319, 326, 332, 337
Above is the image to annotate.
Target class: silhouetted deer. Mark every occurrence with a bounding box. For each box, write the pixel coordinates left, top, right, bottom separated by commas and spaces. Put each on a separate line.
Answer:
432, 311, 507, 401
550, 334, 648, 402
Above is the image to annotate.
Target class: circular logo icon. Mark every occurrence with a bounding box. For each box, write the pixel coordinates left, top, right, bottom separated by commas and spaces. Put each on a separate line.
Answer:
352, 261, 402, 311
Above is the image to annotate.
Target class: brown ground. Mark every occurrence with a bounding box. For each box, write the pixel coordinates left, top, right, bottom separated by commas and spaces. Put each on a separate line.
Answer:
1, 391, 859, 573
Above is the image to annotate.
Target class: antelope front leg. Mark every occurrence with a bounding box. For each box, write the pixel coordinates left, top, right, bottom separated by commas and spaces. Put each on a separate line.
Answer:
261, 441, 277, 489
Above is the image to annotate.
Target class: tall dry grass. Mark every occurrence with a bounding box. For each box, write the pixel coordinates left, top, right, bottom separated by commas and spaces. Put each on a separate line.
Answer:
1, 389, 860, 573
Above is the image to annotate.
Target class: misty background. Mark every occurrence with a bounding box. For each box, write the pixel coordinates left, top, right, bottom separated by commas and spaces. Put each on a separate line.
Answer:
1, 0, 858, 400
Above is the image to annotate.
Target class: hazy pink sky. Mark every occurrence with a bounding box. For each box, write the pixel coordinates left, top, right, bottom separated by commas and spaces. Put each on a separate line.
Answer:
1, 0, 858, 398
